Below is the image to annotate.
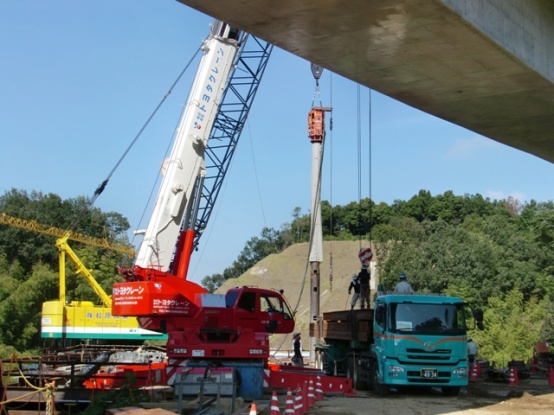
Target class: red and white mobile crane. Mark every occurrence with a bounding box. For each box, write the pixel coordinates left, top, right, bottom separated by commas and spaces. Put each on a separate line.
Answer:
112, 21, 294, 399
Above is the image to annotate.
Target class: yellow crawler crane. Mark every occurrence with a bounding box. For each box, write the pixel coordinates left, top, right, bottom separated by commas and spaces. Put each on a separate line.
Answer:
0, 213, 166, 342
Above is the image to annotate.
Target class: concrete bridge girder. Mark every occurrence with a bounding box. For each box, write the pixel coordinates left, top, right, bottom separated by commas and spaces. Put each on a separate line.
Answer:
178, 0, 554, 163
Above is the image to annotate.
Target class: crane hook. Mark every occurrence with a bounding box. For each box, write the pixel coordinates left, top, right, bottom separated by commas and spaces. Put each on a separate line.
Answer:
310, 63, 325, 107
311, 63, 324, 80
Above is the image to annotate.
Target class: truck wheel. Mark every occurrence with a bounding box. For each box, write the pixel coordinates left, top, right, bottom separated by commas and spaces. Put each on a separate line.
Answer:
347, 357, 368, 390
442, 386, 460, 396
371, 362, 389, 397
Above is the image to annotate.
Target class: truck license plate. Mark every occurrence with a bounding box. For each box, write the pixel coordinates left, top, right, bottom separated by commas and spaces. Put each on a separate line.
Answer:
421, 369, 438, 378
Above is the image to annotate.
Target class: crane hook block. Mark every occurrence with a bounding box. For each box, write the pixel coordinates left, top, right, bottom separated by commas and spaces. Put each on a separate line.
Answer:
311, 63, 324, 80
308, 108, 325, 143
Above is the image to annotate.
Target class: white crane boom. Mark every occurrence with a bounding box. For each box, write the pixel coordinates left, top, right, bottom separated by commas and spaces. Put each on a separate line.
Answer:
135, 22, 240, 271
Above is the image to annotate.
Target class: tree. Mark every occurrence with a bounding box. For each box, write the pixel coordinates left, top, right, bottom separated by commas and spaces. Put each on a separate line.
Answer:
201, 273, 226, 293
0, 189, 131, 275
0, 188, 133, 351
539, 299, 554, 343
478, 289, 547, 367
400, 190, 433, 222
289, 207, 311, 243
0, 264, 58, 350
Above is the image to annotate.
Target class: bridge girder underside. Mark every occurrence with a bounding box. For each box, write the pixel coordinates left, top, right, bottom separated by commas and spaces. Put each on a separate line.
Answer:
178, 0, 554, 164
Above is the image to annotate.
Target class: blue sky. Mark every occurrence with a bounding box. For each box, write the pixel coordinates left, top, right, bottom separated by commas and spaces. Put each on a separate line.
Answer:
1, 1, 553, 284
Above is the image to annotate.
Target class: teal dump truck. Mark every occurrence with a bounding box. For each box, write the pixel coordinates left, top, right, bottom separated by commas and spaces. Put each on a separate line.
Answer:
315, 293, 480, 396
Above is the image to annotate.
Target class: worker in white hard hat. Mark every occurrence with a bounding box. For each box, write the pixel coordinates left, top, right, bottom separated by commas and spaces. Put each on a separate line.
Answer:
394, 272, 414, 294
348, 273, 362, 310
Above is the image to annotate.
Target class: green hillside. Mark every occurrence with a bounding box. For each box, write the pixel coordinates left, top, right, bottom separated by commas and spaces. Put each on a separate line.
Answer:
2, 188, 554, 366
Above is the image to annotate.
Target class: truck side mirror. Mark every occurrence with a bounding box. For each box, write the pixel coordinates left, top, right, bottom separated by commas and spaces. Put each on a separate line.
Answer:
375, 307, 385, 325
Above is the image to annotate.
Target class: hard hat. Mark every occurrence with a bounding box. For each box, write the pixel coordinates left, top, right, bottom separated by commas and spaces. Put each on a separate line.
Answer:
400, 272, 407, 279
352, 273, 358, 280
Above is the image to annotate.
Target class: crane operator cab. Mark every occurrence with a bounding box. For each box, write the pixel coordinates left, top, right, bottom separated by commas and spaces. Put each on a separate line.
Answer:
225, 287, 295, 334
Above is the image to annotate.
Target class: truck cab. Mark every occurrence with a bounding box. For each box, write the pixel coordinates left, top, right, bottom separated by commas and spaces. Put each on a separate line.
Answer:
316, 293, 473, 396
371, 294, 469, 396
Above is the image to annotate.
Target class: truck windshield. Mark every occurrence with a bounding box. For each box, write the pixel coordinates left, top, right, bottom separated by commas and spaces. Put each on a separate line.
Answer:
390, 302, 466, 335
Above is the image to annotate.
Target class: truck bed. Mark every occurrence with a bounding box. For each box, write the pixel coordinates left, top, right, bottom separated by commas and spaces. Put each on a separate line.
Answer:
311, 309, 374, 343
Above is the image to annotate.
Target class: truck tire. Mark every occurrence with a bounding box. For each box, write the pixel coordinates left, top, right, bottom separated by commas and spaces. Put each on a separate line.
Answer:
347, 356, 368, 390
371, 362, 389, 397
442, 386, 460, 396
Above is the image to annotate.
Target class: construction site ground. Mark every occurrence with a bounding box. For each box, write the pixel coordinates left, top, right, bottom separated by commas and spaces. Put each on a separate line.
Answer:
113, 373, 554, 415
282, 375, 554, 415
310, 385, 554, 415
200, 374, 552, 415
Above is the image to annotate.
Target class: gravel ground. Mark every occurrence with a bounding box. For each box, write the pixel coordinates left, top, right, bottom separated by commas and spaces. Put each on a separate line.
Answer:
245, 376, 554, 415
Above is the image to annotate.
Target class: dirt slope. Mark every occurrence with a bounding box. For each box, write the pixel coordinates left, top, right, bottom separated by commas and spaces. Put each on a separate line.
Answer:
216, 240, 375, 348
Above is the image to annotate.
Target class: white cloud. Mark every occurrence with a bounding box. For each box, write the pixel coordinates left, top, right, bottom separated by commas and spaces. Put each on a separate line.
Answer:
447, 135, 500, 158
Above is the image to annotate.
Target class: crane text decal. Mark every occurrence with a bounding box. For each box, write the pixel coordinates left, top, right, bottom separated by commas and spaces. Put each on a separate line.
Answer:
113, 284, 193, 314
152, 298, 191, 314
113, 286, 145, 296
193, 46, 226, 131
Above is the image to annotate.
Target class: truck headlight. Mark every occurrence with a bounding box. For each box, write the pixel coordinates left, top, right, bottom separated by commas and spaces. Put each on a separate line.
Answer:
453, 367, 467, 375
388, 365, 405, 373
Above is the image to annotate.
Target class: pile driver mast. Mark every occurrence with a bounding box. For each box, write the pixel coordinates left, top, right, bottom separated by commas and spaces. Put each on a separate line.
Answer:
307, 63, 332, 364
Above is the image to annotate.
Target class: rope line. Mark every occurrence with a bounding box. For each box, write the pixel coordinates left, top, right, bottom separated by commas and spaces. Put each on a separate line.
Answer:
357, 84, 362, 251
132, 105, 184, 245
0, 387, 51, 406
68, 44, 203, 231
328, 73, 334, 292
247, 122, 267, 227
0, 379, 54, 407
368, 89, 373, 244
17, 366, 44, 390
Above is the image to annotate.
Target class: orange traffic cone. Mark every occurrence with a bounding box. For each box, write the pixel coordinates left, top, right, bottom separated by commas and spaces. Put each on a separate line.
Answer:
308, 379, 315, 407
549, 366, 554, 387
294, 384, 304, 415
508, 367, 519, 386
315, 376, 323, 400
249, 402, 257, 415
270, 390, 281, 415
284, 388, 295, 415
285, 389, 294, 415
469, 363, 478, 382
302, 381, 309, 410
